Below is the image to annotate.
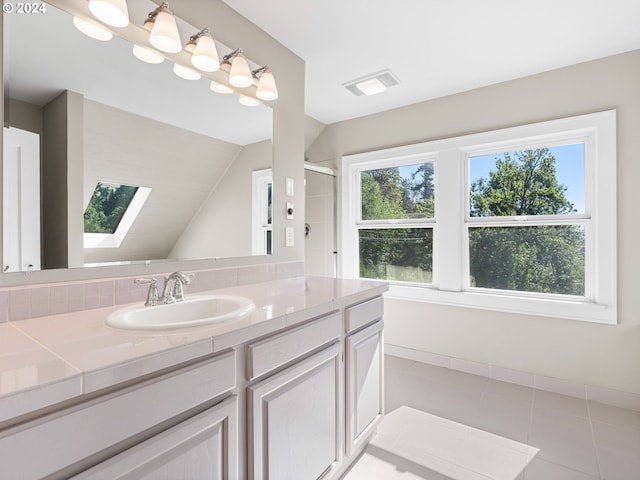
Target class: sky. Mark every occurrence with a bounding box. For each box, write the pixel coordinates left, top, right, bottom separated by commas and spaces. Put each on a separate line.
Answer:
378, 142, 585, 214
469, 143, 585, 213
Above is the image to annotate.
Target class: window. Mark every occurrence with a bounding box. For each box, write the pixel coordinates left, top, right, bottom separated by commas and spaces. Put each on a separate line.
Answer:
83, 182, 151, 249
466, 143, 586, 296
341, 111, 616, 323
252, 169, 273, 255
358, 161, 435, 283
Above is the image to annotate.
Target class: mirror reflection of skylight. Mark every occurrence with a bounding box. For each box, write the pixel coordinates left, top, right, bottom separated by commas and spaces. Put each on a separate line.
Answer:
84, 182, 151, 249
84, 182, 139, 234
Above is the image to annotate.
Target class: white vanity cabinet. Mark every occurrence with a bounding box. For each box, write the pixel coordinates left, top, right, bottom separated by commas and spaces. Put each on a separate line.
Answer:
345, 297, 385, 456
72, 395, 238, 480
246, 296, 385, 480
0, 281, 387, 480
248, 343, 344, 480
0, 351, 236, 480
247, 312, 344, 480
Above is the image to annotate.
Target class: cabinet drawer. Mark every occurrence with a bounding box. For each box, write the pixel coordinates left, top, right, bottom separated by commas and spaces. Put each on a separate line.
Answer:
72, 395, 238, 480
0, 351, 236, 480
345, 296, 384, 333
247, 311, 341, 380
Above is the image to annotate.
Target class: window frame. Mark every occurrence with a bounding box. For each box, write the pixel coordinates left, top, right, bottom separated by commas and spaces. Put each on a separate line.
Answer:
252, 168, 273, 256
354, 155, 437, 285
340, 111, 616, 324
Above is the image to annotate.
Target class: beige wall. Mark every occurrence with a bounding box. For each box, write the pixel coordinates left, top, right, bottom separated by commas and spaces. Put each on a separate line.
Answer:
41, 91, 83, 270
306, 50, 640, 395
171, 140, 272, 260
304, 169, 335, 277
175, 0, 306, 264
83, 99, 244, 264
5, 99, 43, 136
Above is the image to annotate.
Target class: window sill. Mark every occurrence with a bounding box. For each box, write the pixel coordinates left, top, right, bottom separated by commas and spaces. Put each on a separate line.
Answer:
385, 284, 616, 325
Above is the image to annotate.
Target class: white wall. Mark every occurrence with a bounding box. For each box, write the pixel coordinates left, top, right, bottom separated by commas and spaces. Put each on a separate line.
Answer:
306, 50, 640, 395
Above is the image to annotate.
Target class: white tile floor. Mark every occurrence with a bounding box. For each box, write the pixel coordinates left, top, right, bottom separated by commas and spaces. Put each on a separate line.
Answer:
341, 355, 640, 480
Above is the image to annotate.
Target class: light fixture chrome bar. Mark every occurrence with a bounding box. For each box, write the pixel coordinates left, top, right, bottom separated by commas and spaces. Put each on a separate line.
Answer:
189, 27, 210, 43
222, 47, 243, 64
147, 1, 169, 21
251, 65, 269, 78
185, 27, 209, 52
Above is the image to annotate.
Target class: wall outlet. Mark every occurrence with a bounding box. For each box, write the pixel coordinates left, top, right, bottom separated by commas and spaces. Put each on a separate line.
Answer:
285, 227, 294, 247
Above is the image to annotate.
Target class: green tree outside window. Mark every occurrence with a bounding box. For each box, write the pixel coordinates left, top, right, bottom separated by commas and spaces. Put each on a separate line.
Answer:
84, 183, 139, 234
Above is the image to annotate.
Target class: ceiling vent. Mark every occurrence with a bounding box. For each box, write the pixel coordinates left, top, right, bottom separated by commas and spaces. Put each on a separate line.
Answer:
343, 69, 400, 96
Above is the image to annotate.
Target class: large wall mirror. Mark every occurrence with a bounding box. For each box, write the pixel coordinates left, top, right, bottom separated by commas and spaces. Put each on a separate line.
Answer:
2, 0, 274, 276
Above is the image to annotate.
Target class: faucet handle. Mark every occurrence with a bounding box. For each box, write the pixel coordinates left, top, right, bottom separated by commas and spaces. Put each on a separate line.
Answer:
134, 277, 160, 306
172, 272, 194, 302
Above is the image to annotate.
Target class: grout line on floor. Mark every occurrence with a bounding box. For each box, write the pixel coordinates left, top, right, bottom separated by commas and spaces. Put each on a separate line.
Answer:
585, 398, 604, 479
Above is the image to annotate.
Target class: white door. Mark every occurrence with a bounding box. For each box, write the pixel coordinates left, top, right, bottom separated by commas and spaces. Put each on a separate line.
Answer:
346, 320, 384, 456
72, 396, 238, 480
3, 126, 41, 272
248, 343, 344, 480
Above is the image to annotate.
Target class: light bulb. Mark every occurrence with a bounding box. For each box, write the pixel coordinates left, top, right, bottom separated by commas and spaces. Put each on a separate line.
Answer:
229, 53, 253, 88
192, 34, 219, 72
256, 70, 278, 101
149, 7, 181, 53
73, 16, 113, 41
173, 63, 201, 80
132, 44, 164, 64
88, 0, 129, 28
210, 80, 233, 94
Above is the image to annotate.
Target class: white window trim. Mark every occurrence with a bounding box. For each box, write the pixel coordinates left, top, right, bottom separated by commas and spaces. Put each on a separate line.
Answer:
84, 186, 152, 249
252, 168, 273, 256
340, 110, 616, 324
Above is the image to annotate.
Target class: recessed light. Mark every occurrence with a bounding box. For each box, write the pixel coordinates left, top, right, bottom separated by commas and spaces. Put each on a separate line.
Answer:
355, 78, 387, 96
343, 69, 400, 96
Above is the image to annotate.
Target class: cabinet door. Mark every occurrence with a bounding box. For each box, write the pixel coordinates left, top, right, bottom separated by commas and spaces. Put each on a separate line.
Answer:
346, 320, 384, 456
248, 343, 344, 480
72, 395, 238, 480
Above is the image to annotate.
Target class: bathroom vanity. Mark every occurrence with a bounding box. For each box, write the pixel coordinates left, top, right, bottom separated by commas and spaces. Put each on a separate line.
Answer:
0, 276, 387, 479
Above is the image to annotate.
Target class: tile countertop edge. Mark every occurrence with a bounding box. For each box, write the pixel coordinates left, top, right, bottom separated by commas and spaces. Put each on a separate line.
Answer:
1, 276, 388, 424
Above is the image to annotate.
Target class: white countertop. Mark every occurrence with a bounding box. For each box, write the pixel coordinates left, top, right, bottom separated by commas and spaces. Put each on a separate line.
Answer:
0, 276, 387, 424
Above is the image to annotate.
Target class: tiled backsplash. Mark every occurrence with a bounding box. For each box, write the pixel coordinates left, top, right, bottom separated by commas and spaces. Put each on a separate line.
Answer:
0, 261, 304, 323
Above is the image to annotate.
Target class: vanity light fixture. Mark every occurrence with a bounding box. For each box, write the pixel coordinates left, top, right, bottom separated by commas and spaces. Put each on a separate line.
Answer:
253, 66, 278, 101
147, 2, 182, 54
132, 44, 164, 64
238, 94, 260, 107
173, 63, 201, 80
73, 16, 113, 41
88, 0, 129, 28
188, 28, 220, 72
223, 48, 253, 88
210, 80, 233, 94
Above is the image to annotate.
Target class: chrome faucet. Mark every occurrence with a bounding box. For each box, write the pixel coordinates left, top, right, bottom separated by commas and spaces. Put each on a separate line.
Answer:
161, 271, 193, 304
134, 277, 160, 306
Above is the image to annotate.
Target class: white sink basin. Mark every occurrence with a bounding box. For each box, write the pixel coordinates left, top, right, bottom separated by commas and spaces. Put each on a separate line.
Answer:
106, 294, 255, 330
